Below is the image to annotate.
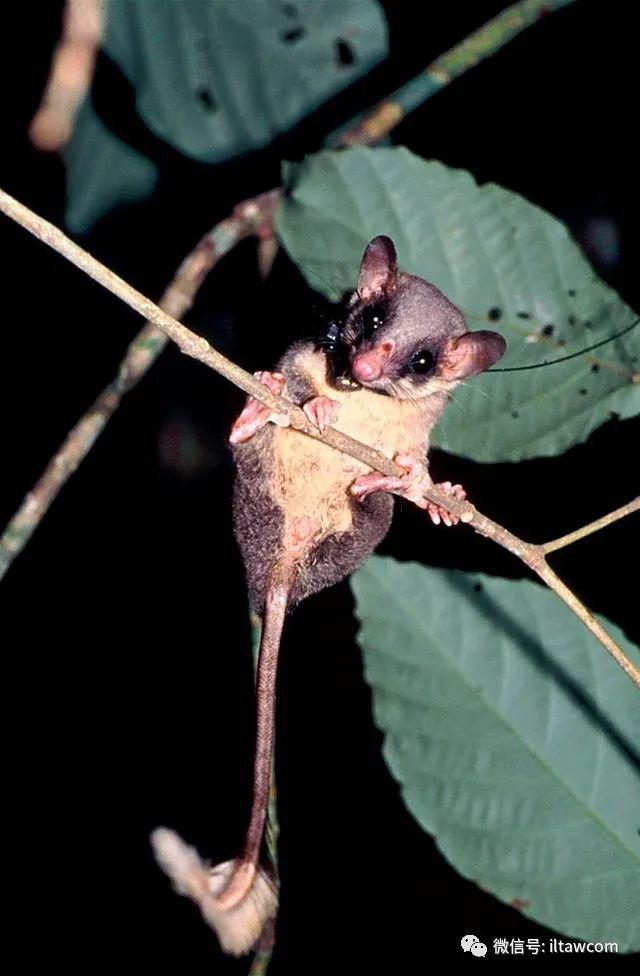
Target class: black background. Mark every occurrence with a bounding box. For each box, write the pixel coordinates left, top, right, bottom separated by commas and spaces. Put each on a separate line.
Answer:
1, 1, 637, 972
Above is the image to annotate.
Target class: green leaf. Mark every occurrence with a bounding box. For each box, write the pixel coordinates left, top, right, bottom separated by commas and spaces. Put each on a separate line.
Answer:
277, 148, 639, 462
65, 0, 388, 231
352, 557, 640, 950
65, 100, 159, 234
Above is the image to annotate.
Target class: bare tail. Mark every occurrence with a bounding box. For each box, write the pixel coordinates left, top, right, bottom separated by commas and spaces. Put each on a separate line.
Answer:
151, 576, 289, 955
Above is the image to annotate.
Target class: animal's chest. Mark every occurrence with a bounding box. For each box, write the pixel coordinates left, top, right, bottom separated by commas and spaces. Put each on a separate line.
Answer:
271, 388, 426, 538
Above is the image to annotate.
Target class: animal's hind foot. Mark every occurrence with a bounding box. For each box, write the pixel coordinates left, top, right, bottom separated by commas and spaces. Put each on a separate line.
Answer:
351, 453, 466, 526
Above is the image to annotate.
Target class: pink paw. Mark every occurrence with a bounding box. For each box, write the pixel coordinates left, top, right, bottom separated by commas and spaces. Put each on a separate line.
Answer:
229, 371, 289, 445
425, 480, 467, 527
351, 453, 429, 507
351, 452, 466, 527
303, 396, 341, 433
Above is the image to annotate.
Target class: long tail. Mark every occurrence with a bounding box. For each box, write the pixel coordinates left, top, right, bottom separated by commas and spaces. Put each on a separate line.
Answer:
151, 575, 289, 955
217, 577, 289, 908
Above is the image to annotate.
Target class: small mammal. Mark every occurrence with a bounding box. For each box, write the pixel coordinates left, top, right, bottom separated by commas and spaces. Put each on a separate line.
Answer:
152, 236, 506, 954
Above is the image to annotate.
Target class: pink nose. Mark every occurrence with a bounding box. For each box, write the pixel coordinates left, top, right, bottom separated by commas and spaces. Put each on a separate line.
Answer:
352, 352, 382, 382
351, 341, 395, 382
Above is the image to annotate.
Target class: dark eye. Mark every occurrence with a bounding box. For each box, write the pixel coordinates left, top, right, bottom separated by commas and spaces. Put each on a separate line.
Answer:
409, 348, 435, 374
361, 303, 385, 340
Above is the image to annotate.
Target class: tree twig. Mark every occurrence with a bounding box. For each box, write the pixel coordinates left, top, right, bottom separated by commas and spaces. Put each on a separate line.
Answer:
331, 0, 577, 146
1, 188, 638, 689
541, 498, 640, 555
0, 188, 280, 580
29, 0, 104, 152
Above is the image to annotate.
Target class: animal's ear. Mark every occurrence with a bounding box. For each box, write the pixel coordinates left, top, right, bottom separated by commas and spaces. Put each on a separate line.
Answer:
357, 236, 398, 299
438, 330, 506, 381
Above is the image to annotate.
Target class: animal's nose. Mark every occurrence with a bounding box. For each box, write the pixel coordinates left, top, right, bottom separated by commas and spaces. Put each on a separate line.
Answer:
351, 340, 395, 382
352, 352, 382, 381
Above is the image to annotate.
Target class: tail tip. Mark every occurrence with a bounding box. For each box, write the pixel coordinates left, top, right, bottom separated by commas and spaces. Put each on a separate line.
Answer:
151, 828, 278, 957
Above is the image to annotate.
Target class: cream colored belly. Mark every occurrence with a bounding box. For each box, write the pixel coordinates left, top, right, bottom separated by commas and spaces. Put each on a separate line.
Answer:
271, 386, 427, 542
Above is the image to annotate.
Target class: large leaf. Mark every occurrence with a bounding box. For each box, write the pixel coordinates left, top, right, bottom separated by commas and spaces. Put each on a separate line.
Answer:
277, 148, 639, 462
66, 0, 388, 232
352, 557, 640, 950
65, 100, 159, 234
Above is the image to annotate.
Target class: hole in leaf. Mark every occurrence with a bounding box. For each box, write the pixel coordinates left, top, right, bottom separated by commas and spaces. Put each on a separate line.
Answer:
281, 26, 305, 42
568, 288, 576, 297
196, 88, 218, 112
511, 410, 520, 419
584, 320, 593, 330
567, 315, 576, 326
542, 324, 554, 337
488, 307, 502, 321
591, 363, 600, 373
335, 39, 356, 66
473, 583, 483, 593
517, 311, 530, 320
579, 388, 588, 396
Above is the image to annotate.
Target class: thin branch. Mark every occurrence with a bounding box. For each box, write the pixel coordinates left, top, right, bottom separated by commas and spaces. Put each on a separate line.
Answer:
29, 0, 104, 152
0, 189, 280, 581
1, 189, 638, 690
331, 0, 577, 146
541, 497, 640, 554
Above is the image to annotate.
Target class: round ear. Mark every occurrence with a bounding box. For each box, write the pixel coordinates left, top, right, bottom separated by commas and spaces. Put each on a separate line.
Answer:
438, 330, 506, 381
357, 236, 398, 299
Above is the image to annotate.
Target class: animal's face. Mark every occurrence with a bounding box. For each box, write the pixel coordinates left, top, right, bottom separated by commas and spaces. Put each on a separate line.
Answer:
321, 236, 506, 399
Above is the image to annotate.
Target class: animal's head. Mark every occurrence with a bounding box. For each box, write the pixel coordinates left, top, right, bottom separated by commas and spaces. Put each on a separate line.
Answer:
324, 235, 505, 398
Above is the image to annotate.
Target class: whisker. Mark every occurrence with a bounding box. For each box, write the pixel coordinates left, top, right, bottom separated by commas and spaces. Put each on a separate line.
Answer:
455, 379, 497, 404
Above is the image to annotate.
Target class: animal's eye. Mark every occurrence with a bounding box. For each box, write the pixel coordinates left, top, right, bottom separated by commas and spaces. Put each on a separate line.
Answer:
409, 348, 435, 374
361, 303, 385, 340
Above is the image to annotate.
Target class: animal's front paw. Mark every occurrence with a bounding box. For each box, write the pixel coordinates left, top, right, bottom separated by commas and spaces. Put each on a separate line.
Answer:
229, 371, 289, 445
302, 396, 341, 433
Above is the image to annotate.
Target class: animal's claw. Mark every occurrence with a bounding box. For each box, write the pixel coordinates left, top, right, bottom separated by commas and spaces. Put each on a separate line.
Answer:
424, 480, 467, 526
302, 396, 341, 433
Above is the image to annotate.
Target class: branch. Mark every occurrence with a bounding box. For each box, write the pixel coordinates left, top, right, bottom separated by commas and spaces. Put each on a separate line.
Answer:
331, 0, 577, 146
0, 188, 280, 581
29, 0, 104, 152
1, 189, 638, 689
541, 498, 640, 554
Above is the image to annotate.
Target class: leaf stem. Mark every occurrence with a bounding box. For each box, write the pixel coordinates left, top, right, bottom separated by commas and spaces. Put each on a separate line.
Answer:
1, 188, 638, 690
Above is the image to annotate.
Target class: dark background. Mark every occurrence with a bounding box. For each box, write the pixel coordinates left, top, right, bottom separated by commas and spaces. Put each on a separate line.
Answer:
1, 1, 637, 971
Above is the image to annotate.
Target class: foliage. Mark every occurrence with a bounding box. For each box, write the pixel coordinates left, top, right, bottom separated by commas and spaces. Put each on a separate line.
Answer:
65, 0, 387, 231
277, 147, 639, 462
353, 558, 640, 949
